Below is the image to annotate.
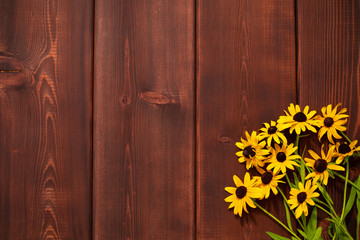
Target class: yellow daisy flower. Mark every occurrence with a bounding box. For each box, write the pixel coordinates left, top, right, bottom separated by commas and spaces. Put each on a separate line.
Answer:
277, 103, 320, 135
225, 173, 263, 217
267, 143, 300, 173
288, 181, 320, 218
317, 104, 348, 144
254, 170, 285, 199
259, 121, 287, 146
236, 131, 269, 170
305, 145, 345, 185
335, 140, 360, 164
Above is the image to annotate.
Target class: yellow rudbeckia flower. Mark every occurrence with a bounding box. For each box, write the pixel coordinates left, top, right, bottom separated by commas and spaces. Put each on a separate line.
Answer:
335, 140, 360, 164
254, 170, 285, 199
259, 121, 287, 146
305, 145, 344, 185
267, 142, 300, 173
236, 131, 269, 170
317, 104, 348, 144
288, 181, 320, 218
225, 173, 263, 217
277, 104, 320, 135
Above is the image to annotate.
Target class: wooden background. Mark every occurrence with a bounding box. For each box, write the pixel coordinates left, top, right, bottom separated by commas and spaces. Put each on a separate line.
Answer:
0, 0, 359, 239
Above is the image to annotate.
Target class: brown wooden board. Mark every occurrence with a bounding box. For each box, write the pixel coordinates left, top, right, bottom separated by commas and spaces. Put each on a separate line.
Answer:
197, 0, 296, 239
297, 1, 360, 238
93, 0, 195, 239
0, 0, 93, 239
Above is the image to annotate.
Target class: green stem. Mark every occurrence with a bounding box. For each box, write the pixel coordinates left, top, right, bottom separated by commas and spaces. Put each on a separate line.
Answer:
336, 223, 354, 240
285, 174, 294, 188
254, 202, 301, 240
333, 171, 360, 192
295, 134, 300, 155
301, 215, 306, 232
332, 233, 336, 240
317, 183, 338, 217
340, 131, 352, 143
312, 200, 333, 217
340, 161, 350, 223
277, 187, 305, 230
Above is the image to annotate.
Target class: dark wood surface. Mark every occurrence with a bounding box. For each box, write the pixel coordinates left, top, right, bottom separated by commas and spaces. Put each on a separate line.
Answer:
2, 0, 360, 239
93, 0, 195, 239
196, 0, 296, 239
297, 0, 360, 238
0, 0, 93, 239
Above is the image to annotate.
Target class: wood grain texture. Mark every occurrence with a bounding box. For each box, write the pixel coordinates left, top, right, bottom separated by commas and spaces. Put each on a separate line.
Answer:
0, 0, 93, 239
197, 0, 296, 239
93, 0, 195, 239
297, 0, 360, 238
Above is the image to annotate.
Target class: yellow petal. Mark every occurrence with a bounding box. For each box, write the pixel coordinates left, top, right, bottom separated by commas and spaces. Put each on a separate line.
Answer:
298, 182, 305, 191
233, 175, 243, 187
305, 180, 312, 191
308, 150, 320, 160
306, 198, 315, 206
308, 110, 317, 119
225, 187, 236, 194
306, 123, 317, 133
289, 104, 296, 115
328, 164, 345, 171
327, 104, 332, 115
318, 127, 327, 141
302, 203, 309, 216
244, 172, 251, 185
304, 106, 309, 115
323, 173, 328, 185
245, 196, 256, 208
228, 201, 236, 209
225, 195, 237, 202
295, 206, 303, 219
237, 200, 243, 216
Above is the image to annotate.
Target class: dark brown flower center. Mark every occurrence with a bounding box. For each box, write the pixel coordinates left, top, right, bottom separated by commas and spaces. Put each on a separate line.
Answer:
276, 152, 287, 162
243, 146, 256, 158
339, 143, 351, 154
261, 172, 273, 184
324, 117, 334, 127
314, 159, 327, 173
236, 186, 247, 199
268, 126, 277, 134
297, 192, 307, 203
293, 112, 307, 122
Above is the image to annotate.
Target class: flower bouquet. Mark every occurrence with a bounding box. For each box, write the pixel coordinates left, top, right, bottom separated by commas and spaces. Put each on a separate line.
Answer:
225, 104, 360, 240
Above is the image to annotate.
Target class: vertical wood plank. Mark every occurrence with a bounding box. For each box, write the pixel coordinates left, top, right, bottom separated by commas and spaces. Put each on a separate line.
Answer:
297, 0, 360, 237
0, 0, 93, 239
93, 0, 195, 239
197, 0, 296, 239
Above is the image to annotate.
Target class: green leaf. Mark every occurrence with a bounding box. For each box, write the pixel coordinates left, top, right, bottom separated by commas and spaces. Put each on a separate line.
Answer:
292, 172, 299, 186
297, 229, 307, 239
343, 177, 358, 219
283, 198, 292, 231
266, 232, 291, 240
332, 221, 352, 240
300, 158, 305, 183
325, 218, 339, 225
291, 237, 298, 240
328, 168, 335, 179
318, 184, 333, 205
310, 227, 322, 240
307, 207, 318, 239
327, 223, 334, 238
